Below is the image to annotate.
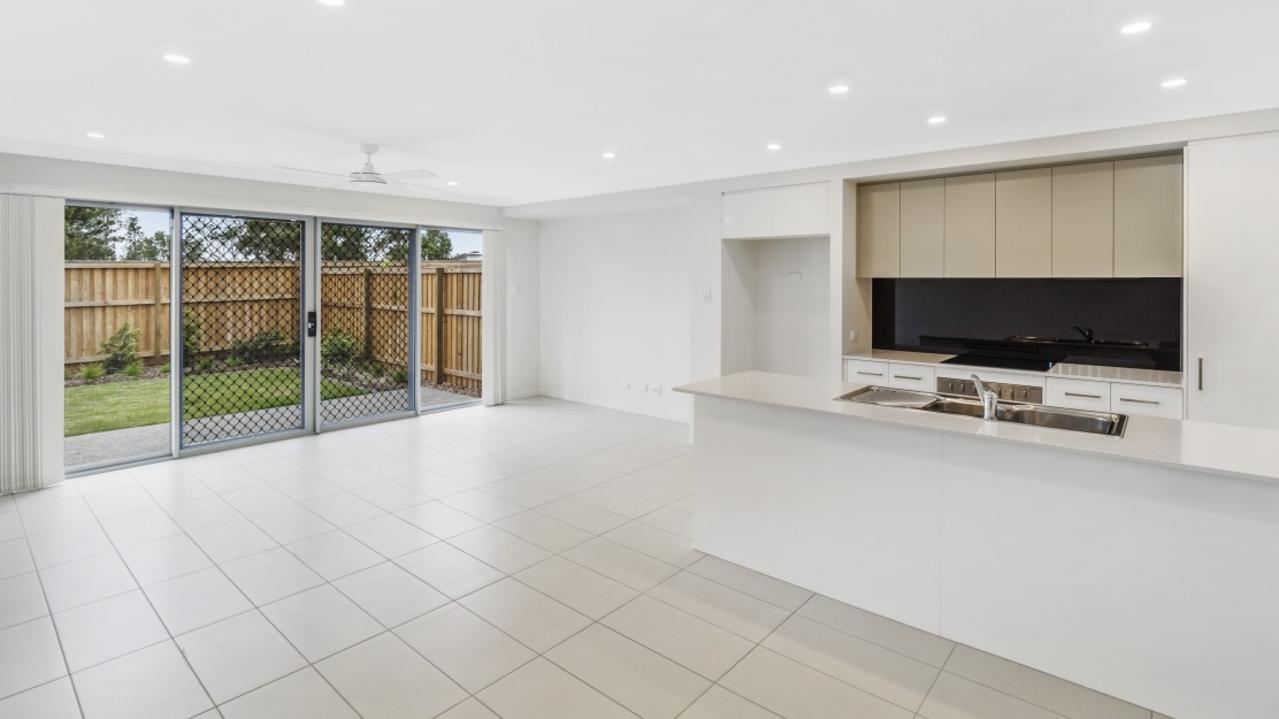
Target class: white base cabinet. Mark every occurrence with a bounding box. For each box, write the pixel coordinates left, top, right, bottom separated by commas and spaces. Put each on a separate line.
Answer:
848, 358, 1184, 418
887, 363, 934, 391
1045, 377, 1111, 412
1110, 382, 1183, 419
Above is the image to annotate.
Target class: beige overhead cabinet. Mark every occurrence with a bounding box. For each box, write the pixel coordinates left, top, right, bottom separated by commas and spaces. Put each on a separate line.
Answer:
899, 179, 945, 277
995, 167, 1052, 276
1052, 161, 1115, 277
943, 173, 996, 277
854, 153, 1181, 278
856, 182, 900, 277
1115, 155, 1183, 277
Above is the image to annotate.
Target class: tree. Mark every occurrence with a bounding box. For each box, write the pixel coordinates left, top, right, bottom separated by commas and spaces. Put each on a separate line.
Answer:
322, 224, 373, 261
230, 219, 301, 261
64, 206, 120, 260
120, 216, 170, 261
422, 229, 453, 261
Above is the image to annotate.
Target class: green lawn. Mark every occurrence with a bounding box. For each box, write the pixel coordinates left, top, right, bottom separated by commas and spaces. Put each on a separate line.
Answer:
65, 367, 364, 436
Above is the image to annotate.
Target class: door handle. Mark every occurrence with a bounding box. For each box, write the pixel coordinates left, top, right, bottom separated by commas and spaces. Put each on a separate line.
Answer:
1197, 357, 1203, 391
306, 311, 317, 338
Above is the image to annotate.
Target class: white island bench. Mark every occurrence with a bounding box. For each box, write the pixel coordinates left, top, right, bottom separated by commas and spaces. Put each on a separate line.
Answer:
675, 371, 1279, 719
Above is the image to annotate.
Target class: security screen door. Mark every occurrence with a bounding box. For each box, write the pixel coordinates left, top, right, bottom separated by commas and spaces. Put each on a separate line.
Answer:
178, 212, 307, 447
318, 221, 415, 425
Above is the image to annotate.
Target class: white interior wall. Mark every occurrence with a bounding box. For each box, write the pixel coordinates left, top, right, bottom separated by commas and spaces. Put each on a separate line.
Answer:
719, 240, 756, 375
721, 237, 830, 378
538, 208, 692, 422
502, 219, 541, 399
749, 237, 830, 378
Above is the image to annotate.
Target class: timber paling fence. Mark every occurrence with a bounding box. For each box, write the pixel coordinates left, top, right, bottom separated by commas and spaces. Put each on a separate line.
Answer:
63, 261, 482, 393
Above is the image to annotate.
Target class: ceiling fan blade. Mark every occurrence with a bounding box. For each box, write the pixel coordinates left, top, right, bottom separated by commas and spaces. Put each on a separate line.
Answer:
275, 165, 351, 179
382, 168, 438, 180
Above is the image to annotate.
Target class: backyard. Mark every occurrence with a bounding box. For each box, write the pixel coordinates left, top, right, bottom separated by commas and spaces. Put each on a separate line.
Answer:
64, 367, 363, 435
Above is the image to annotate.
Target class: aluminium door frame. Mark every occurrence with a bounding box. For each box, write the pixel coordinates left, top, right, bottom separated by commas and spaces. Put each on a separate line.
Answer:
311, 218, 421, 433
416, 224, 485, 415
173, 207, 317, 456
61, 200, 181, 477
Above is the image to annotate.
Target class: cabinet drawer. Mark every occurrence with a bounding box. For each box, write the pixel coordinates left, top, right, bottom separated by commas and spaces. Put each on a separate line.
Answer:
888, 364, 935, 391
1045, 378, 1111, 411
1110, 383, 1183, 419
845, 359, 889, 384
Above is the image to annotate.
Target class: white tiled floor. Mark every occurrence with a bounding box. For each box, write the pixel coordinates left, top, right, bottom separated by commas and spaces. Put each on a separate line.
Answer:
0, 397, 1167, 719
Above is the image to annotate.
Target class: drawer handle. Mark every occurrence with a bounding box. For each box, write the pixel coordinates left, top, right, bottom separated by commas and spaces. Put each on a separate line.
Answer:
894, 374, 923, 381
856, 370, 883, 377
1064, 392, 1102, 400
1119, 397, 1160, 405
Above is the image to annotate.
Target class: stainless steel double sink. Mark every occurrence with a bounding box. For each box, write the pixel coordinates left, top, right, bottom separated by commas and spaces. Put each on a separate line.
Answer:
837, 386, 1127, 437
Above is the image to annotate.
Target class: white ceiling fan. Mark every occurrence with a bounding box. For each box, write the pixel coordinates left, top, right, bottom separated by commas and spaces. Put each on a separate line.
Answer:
276, 143, 438, 190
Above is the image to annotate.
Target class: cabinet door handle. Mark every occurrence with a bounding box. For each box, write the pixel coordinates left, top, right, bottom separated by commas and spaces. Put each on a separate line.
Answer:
894, 374, 923, 381
1119, 397, 1160, 405
1064, 392, 1102, 400
1198, 357, 1204, 391
856, 370, 883, 377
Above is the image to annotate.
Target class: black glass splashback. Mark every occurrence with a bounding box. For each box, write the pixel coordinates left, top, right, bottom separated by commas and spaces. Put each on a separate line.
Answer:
872, 278, 1182, 371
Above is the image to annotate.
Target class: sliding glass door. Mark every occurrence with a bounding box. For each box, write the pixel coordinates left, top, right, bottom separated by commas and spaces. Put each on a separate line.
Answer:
62, 204, 175, 470
178, 212, 308, 448
319, 221, 415, 425
64, 205, 489, 474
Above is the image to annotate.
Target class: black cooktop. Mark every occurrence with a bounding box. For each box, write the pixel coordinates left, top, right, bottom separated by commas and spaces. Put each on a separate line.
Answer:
939, 354, 1059, 372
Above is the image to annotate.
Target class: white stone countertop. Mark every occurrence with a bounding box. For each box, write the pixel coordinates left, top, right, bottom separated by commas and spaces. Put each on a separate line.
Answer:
676, 371, 1279, 484
842, 350, 1183, 387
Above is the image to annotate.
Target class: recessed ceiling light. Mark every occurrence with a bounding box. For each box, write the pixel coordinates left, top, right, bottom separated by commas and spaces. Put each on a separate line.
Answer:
927, 116, 947, 125
828, 83, 851, 95
1120, 20, 1152, 35
447, 181, 460, 187
85, 131, 106, 140
163, 53, 191, 65
316, 0, 345, 5
601, 151, 616, 160
1160, 77, 1187, 89
765, 143, 782, 152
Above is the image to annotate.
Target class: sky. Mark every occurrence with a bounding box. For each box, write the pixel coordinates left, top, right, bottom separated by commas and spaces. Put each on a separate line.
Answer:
126, 210, 483, 256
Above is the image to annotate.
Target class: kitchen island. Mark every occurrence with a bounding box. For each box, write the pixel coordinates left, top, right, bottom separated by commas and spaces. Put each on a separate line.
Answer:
675, 371, 1279, 719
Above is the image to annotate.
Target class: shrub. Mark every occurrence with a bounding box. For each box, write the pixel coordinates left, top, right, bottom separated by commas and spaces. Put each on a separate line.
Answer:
224, 355, 243, 368
393, 367, 408, 385
159, 362, 170, 374
100, 323, 140, 373
196, 357, 215, 372
182, 313, 203, 368
80, 363, 105, 381
121, 361, 142, 377
321, 329, 359, 368
229, 330, 286, 365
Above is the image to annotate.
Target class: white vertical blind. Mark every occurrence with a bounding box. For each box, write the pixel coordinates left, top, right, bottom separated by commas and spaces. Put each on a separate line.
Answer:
1, 194, 64, 493
481, 229, 506, 407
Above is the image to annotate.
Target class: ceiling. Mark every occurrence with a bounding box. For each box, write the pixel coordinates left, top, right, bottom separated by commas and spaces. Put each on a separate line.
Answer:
2, 0, 1277, 206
